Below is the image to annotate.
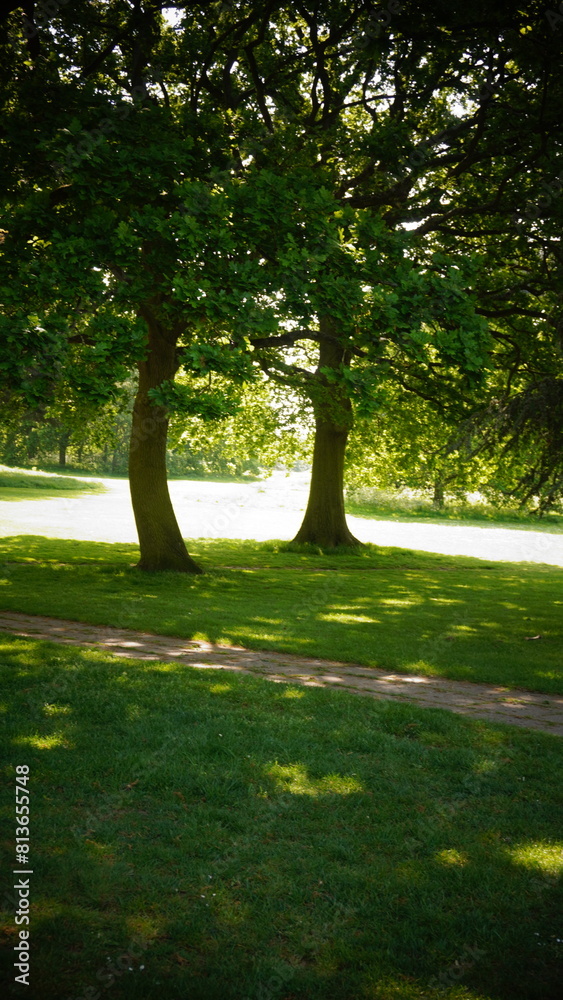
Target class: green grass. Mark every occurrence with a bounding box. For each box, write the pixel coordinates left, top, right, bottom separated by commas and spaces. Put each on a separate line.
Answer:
24, 461, 262, 483
0, 636, 561, 999
0, 467, 106, 500
1, 535, 562, 694
346, 496, 563, 533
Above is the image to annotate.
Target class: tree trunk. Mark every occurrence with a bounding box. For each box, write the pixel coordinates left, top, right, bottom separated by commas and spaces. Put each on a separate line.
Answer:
129, 311, 202, 573
432, 481, 445, 508
293, 321, 361, 548
58, 430, 70, 467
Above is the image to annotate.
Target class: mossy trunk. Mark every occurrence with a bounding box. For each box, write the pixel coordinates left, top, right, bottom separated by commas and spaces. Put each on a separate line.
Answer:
293, 321, 361, 548
129, 313, 202, 573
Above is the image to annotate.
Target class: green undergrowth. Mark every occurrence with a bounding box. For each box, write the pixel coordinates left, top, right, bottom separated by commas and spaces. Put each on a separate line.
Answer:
346, 498, 563, 533
0, 636, 561, 999
1, 535, 562, 695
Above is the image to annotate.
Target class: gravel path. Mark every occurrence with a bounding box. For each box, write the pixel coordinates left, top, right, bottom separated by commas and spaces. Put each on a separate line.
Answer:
1, 611, 561, 736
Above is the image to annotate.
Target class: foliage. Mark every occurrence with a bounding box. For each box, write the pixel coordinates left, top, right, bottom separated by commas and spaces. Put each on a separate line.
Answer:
345, 392, 489, 502
459, 379, 563, 514
1, 2, 563, 555
167, 376, 312, 477
344, 385, 563, 514
345, 488, 563, 530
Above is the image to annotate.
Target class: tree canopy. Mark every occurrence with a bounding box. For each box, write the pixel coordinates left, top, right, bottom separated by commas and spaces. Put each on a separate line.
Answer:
1, 1, 561, 566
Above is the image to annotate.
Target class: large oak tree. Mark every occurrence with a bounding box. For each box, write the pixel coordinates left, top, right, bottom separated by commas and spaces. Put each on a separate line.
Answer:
1, 1, 561, 565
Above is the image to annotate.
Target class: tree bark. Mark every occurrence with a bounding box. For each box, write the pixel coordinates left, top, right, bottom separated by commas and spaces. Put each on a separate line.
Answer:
293, 320, 361, 548
129, 310, 202, 573
58, 430, 70, 467
432, 481, 445, 508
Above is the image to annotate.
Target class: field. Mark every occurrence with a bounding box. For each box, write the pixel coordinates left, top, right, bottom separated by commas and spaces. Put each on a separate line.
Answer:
0, 470, 562, 999
1, 635, 562, 999
1, 535, 562, 694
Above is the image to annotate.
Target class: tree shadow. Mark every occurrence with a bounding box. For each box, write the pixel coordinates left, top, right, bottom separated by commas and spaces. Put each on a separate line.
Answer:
0, 637, 561, 999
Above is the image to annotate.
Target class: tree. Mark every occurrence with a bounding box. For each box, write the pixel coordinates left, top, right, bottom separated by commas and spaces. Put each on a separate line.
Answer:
2, 0, 562, 565
0, 1, 295, 570
168, 375, 310, 478
344, 390, 489, 508
203, 1, 563, 544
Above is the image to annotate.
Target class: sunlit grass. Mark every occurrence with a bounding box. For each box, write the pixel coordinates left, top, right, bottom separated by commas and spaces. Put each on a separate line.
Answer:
507, 843, 563, 876
0, 637, 562, 998
346, 491, 563, 532
1, 535, 562, 694
0, 465, 106, 499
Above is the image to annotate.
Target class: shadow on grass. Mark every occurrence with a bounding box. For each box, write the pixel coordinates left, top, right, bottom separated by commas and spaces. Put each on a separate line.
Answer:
0, 637, 561, 999
0, 536, 562, 695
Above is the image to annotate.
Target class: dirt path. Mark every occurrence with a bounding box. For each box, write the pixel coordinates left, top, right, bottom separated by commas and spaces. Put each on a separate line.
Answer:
1, 611, 562, 736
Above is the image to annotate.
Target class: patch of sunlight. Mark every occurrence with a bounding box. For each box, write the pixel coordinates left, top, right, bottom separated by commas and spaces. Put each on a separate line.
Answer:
0, 703, 7, 713
436, 848, 469, 867
320, 613, 379, 624
15, 731, 72, 750
506, 842, 563, 876
473, 758, 499, 775
379, 598, 418, 607
281, 688, 305, 698
125, 704, 144, 720
363, 974, 494, 999
267, 762, 364, 796
42, 703, 71, 716
140, 661, 181, 673
209, 683, 232, 693
404, 661, 443, 676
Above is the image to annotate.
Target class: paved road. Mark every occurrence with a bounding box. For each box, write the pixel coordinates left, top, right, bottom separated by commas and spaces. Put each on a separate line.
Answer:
1, 612, 562, 735
0, 471, 562, 566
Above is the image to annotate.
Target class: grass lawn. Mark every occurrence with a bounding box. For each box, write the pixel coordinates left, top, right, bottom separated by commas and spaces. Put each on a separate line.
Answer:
0, 467, 106, 501
345, 497, 563, 533
0, 635, 562, 999
0, 535, 562, 695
